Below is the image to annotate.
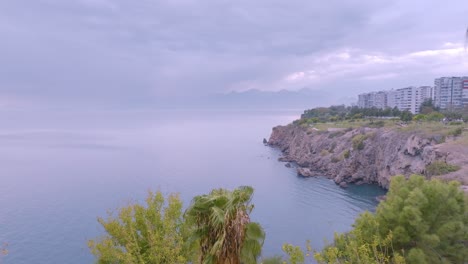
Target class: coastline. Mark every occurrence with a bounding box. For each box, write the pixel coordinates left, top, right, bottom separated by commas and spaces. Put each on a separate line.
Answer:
267, 123, 468, 191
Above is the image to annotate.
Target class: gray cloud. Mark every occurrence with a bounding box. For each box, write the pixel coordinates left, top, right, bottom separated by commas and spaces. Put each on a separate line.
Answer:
0, 0, 467, 108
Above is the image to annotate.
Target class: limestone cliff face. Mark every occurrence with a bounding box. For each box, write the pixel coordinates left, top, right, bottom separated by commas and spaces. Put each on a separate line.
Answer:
268, 125, 450, 189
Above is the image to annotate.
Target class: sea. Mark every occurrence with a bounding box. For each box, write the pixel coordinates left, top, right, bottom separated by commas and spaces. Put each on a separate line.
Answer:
0, 109, 385, 263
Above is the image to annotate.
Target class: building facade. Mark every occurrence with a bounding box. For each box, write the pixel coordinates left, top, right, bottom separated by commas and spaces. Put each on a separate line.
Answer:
357, 91, 388, 109
357, 86, 432, 114
463, 78, 468, 108
434, 77, 467, 110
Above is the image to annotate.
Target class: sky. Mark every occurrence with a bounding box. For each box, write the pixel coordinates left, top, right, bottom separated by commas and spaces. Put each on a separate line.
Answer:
1, 0, 467, 109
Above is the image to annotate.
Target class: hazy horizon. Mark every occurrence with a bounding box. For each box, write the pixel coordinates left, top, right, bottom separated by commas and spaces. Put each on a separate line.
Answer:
1, 1, 467, 111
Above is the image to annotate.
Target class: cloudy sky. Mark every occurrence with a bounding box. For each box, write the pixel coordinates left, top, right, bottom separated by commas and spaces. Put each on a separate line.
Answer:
1, 0, 467, 109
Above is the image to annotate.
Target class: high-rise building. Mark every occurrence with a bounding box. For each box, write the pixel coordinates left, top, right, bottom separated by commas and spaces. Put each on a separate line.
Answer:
357, 91, 388, 109
416, 86, 433, 112
434, 77, 467, 110
463, 77, 468, 108
357, 93, 371, 108
386, 90, 397, 108
395, 86, 432, 114
394, 87, 414, 113
357, 86, 433, 114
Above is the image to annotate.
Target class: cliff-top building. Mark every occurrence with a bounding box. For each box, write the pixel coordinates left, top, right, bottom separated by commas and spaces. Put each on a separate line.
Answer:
434, 76, 468, 110
357, 86, 433, 114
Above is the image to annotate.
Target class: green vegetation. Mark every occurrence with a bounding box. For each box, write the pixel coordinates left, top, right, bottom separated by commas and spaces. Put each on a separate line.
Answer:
300, 105, 401, 123
328, 131, 345, 139
315, 175, 468, 263
400, 111, 413, 122
184, 186, 265, 264
425, 161, 460, 177
352, 134, 367, 150
281, 243, 305, 264
343, 149, 350, 159
294, 104, 467, 134
89, 187, 264, 264
448, 127, 463, 137
331, 156, 343, 163
89, 178, 468, 264
88, 191, 188, 263
367, 120, 385, 128
260, 255, 283, 264
426, 112, 444, 121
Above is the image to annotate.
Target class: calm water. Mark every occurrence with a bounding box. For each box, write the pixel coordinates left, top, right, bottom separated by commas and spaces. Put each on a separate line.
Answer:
0, 109, 385, 263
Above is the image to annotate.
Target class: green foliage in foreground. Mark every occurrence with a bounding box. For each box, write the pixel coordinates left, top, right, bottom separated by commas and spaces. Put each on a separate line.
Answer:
89, 187, 264, 264
185, 186, 265, 264
88, 178, 467, 264
315, 175, 468, 264
88, 191, 188, 263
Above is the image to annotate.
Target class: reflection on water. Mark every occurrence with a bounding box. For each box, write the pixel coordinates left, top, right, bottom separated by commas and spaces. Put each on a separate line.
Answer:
0, 109, 385, 263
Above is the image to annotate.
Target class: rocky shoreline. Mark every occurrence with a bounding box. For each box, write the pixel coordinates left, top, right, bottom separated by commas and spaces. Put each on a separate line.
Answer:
267, 124, 468, 190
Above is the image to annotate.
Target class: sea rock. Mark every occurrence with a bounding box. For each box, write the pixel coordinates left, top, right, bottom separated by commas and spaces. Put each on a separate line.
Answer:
375, 195, 387, 202
339, 182, 348, 188
263, 138, 268, 145
285, 163, 292, 168
297, 167, 313, 177
278, 156, 293, 162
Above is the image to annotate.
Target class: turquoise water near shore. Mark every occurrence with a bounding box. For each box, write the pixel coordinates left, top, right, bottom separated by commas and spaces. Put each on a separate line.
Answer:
0, 109, 385, 263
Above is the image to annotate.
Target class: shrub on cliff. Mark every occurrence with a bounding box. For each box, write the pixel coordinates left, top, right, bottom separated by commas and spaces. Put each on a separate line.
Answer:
425, 161, 460, 177
448, 127, 463, 137
343, 149, 350, 159
427, 112, 444, 121
367, 120, 385, 128
315, 175, 468, 264
352, 134, 367, 150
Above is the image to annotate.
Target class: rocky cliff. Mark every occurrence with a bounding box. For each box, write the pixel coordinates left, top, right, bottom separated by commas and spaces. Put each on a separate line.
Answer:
268, 124, 467, 189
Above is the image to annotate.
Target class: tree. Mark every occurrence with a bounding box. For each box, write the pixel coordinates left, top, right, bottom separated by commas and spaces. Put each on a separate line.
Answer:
185, 186, 265, 264
420, 99, 439, 114
392, 107, 401, 117
88, 191, 188, 264
315, 175, 468, 264
400, 111, 413, 122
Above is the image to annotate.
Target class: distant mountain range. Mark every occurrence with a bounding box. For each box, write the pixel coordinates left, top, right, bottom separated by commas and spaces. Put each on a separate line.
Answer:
206, 88, 336, 109
152, 88, 356, 110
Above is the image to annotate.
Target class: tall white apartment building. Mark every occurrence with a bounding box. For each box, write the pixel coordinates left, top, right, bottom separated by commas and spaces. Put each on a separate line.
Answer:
386, 90, 397, 108
462, 77, 468, 108
357, 91, 387, 109
357, 86, 433, 114
395, 86, 433, 114
434, 77, 467, 110
394, 87, 414, 113
357, 93, 371, 108
372, 91, 387, 109
416, 86, 433, 112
